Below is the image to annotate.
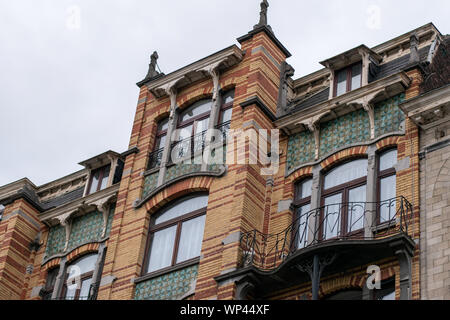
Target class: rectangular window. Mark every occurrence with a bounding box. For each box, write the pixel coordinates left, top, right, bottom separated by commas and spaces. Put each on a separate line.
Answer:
334, 62, 363, 97
87, 165, 111, 195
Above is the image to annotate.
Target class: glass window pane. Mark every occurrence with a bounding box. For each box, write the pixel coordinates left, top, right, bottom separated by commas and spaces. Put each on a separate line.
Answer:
222, 91, 234, 104
195, 118, 209, 134
79, 278, 92, 300
89, 170, 100, 194
380, 149, 397, 171
297, 204, 310, 248
155, 195, 209, 225
180, 100, 213, 123
323, 194, 342, 239
221, 108, 232, 124
380, 175, 396, 223
68, 254, 98, 276
65, 283, 77, 300
99, 166, 110, 191
176, 215, 206, 263
157, 135, 166, 150
147, 226, 177, 273
380, 291, 395, 300
351, 64, 362, 90
336, 70, 347, 96
158, 118, 169, 132
348, 185, 366, 232
324, 159, 368, 190
300, 179, 313, 199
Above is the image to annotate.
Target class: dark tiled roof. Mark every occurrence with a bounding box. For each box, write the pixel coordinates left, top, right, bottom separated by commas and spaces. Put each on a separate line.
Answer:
287, 87, 330, 115
420, 36, 450, 94
41, 187, 85, 210
282, 46, 433, 118
370, 45, 431, 82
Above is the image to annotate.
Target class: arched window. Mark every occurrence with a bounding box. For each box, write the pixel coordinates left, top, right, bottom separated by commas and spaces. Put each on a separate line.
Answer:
294, 178, 313, 248
378, 149, 397, 223
63, 253, 98, 300
144, 194, 208, 274
321, 159, 368, 239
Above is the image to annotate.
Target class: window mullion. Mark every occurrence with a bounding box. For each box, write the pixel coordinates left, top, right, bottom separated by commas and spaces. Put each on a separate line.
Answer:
171, 222, 183, 266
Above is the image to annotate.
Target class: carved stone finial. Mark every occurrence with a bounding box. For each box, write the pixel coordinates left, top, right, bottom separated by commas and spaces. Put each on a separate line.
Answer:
145, 51, 160, 80
409, 33, 420, 64
253, 0, 272, 31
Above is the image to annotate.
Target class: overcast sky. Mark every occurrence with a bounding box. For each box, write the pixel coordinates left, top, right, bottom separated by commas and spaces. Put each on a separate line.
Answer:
0, 0, 449, 187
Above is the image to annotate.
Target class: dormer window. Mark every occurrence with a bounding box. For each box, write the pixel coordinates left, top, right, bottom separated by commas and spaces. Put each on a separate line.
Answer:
334, 62, 362, 97
87, 165, 111, 195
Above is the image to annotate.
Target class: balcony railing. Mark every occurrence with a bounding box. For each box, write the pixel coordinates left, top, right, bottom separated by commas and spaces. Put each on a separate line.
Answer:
240, 196, 413, 271
148, 121, 231, 167
148, 148, 164, 170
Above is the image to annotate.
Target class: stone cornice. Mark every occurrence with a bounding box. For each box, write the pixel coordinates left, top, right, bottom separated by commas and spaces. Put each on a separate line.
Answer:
145, 45, 244, 99
276, 71, 411, 132
39, 184, 120, 225
240, 96, 277, 121
399, 84, 450, 128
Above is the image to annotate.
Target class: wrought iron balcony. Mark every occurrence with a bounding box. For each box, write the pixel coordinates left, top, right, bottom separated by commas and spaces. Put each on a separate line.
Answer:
168, 121, 231, 164
147, 148, 164, 170
240, 196, 414, 271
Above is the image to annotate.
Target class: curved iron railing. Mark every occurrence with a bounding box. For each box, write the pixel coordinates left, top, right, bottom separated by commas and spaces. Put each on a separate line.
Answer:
148, 148, 164, 170
240, 196, 413, 271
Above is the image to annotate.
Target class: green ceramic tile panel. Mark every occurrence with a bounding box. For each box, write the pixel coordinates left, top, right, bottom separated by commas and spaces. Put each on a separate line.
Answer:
374, 93, 405, 137
319, 108, 370, 158
67, 210, 104, 251
45, 224, 66, 257
286, 130, 315, 171
142, 171, 159, 199
164, 164, 202, 182
104, 204, 116, 238
134, 265, 199, 300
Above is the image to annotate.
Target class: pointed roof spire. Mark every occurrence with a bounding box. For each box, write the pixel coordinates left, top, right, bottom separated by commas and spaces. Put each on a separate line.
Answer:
253, 0, 272, 32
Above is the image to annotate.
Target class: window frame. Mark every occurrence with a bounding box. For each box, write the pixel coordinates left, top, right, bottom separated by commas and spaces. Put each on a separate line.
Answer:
333, 62, 363, 97
293, 177, 313, 249
376, 148, 398, 225
86, 165, 111, 195
218, 90, 234, 125
320, 158, 368, 239
61, 254, 98, 300
142, 195, 208, 278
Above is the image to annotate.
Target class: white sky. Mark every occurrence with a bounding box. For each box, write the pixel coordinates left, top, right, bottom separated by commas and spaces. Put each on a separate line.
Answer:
0, 0, 449, 186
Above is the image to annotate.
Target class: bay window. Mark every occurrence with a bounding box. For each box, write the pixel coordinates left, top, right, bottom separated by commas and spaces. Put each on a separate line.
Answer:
321, 159, 368, 239
144, 194, 208, 274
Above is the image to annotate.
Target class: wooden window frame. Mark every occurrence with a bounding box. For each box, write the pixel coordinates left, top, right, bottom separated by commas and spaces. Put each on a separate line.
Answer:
62, 271, 94, 300
86, 165, 111, 196
333, 62, 363, 97
142, 196, 208, 277
218, 90, 235, 125
376, 148, 397, 225
154, 118, 169, 152
292, 178, 313, 249
319, 158, 368, 239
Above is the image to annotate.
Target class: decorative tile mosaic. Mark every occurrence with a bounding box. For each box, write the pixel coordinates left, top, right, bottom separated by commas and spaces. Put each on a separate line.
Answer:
104, 204, 116, 238
134, 265, 198, 300
66, 210, 104, 251
142, 171, 159, 199
374, 93, 405, 137
319, 108, 370, 158
164, 164, 202, 182
286, 130, 315, 171
45, 224, 66, 257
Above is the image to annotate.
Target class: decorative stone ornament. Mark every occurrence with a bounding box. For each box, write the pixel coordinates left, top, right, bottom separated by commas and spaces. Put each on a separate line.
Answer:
253, 0, 272, 32
144, 51, 160, 80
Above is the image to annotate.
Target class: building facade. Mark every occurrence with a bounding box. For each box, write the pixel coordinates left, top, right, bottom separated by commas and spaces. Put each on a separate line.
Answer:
0, 1, 448, 300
